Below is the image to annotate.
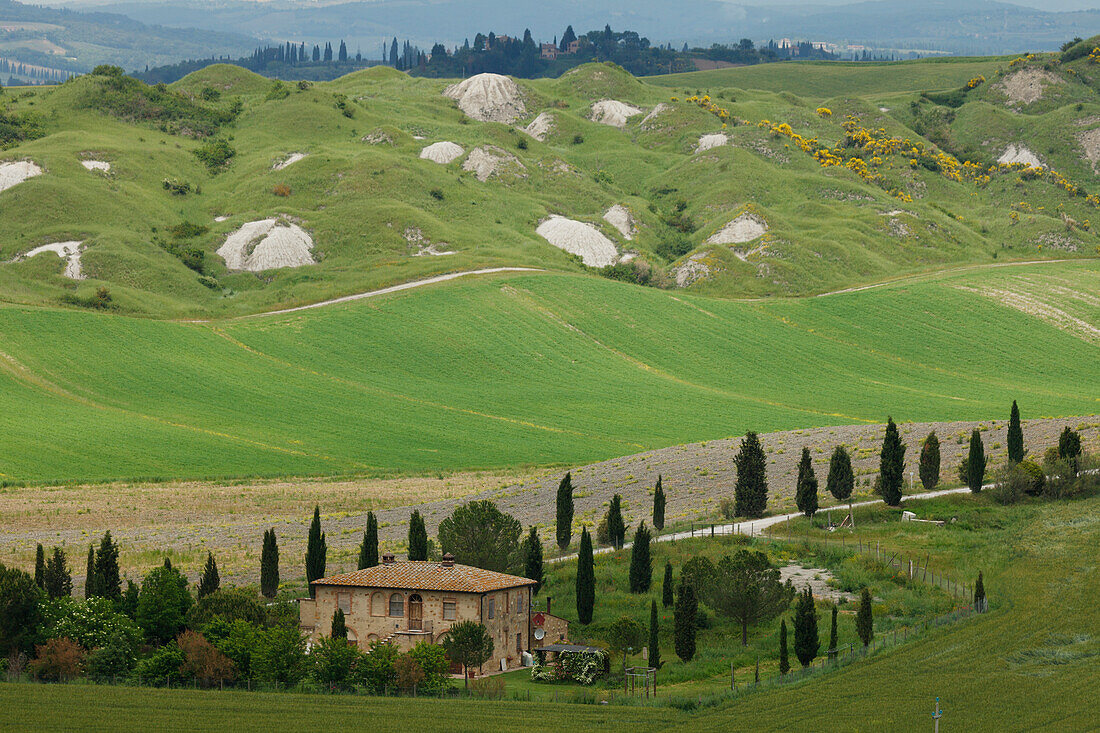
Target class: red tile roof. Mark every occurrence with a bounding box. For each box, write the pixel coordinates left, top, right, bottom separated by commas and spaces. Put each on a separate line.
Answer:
313, 561, 536, 594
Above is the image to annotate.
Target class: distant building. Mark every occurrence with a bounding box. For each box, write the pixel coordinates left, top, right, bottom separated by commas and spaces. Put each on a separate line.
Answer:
566, 40, 581, 54
541, 43, 559, 60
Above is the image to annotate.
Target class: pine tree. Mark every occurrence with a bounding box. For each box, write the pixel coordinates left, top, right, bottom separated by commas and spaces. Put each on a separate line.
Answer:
856, 587, 873, 647
523, 526, 544, 594
628, 522, 652, 593
260, 528, 279, 599
974, 571, 986, 612
95, 531, 121, 601
43, 547, 72, 599
652, 475, 666, 531
198, 552, 220, 598
778, 619, 790, 674
1007, 400, 1024, 464
879, 417, 905, 506
556, 472, 574, 550
673, 579, 697, 662
792, 588, 819, 667
408, 509, 428, 560
828, 605, 838, 659
662, 561, 674, 608
306, 506, 327, 596
576, 527, 595, 624
331, 608, 347, 639
648, 599, 661, 669
967, 429, 987, 493
795, 447, 819, 518
919, 431, 941, 491
84, 545, 98, 599
734, 432, 768, 518
607, 494, 626, 549
34, 544, 44, 588
359, 512, 379, 569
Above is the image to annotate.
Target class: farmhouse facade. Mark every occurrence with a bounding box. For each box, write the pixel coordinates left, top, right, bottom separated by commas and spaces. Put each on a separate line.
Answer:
299, 553, 537, 672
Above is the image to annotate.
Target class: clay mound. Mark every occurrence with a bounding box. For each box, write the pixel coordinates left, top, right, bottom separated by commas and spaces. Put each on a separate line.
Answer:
707, 213, 768, 245
997, 69, 1061, 106
18, 241, 84, 279
589, 100, 642, 128
536, 216, 618, 267
462, 146, 526, 182
80, 160, 110, 173
603, 205, 635, 240
523, 112, 554, 142
1077, 127, 1100, 172
443, 73, 526, 123
696, 133, 728, 153
273, 153, 307, 171
640, 103, 668, 129
998, 145, 1044, 168
0, 160, 43, 194
419, 141, 465, 164
674, 252, 710, 288
217, 218, 315, 272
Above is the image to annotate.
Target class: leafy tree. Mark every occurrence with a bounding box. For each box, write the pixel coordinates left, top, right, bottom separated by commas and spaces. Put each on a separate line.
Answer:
43, 548, 72, 599
795, 447, 819, 517
40, 596, 141, 652
34, 544, 44, 589
198, 552, 220, 599
560, 25, 577, 51
120, 580, 139, 619
305, 506, 327, 595
331, 608, 347, 639
136, 563, 192, 644
856, 588, 873, 647
1058, 426, 1082, 476
734, 432, 768, 517
682, 550, 794, 645
186, 588, 266, 627
974, 571, 986, 612
29, 637, 84, 681
133, 641, 186, 685
438, 500, 521, 573
94, 531, 121, 601
408, 641, 451, 694
178, 630, 236, 687
662, 561, 674, 608
407, 509, 428, 561
309, 633, 358, 688
606, 494, 626, 549
919, 431, 941, 491
792, 588, 818, 667
359, 512, 379, 569
1007, 401, 1024, 464
85, 629, 138, 681
778, 619, 789, 674
879, 417, 905, 506
604, 615, 645, 673
628, 522, 652, 593
521, 527, 543, 594
260, 528, 279, 599
652, 475, 666, 530
556, 472, 574, 550
0, 564, 41, 654
576, 528, 595, 624
828, 605, 838, 658
441, 621, 493, 688
673, 578, 696, 662
253, 625, 308, 686
967, 429, 987, 493
84, 545, 98, 599
648, 600, 661, 669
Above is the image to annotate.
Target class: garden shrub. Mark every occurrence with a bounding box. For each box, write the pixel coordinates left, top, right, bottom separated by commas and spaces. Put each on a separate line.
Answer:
40, 597, 142, 652
470, 675, 505, 699
352, 640, 399, 693
29, 637, 84, 681
84, 630, 138, 681
407, 641, 450, 693
251, 626, 307, 686
309, 634, 359, 689
133, 642, 186, 685
178, 630, 235, 686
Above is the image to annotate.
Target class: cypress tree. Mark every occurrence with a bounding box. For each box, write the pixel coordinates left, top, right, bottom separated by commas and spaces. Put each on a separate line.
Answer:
974, 571, 986, 612
198, 552, 220, 598
966, 429, 987, 493
628, 522, 651, 593
607, 494, 626, 550
673, 578, 697, 662
648, 599, 661, 669
260, 528, 279, 599
879, 417, 905, 506
407, 509, 428, 561
652, 475, 666, 531
84, 545, 97, 599
1007, 401, 1024, 464
662, 561, 674, 608
795, 447, 819, 518
34, 544, 44, 588
556, 472, 574, 550
1058, 426, 1082, 476
734, 432, 768, 518
856, 587, 873, 647
827, 446, 854, 503
778, 619, 790, 674
919, 431, 940, 491
44, 547, 72, 599
95, 531, 121, 601
576, 527, 595, 624
523, 526, 544, 594
359, 512, 379, 569
331, 608, 347, 639
828, 605, 838, 659
306, 506, 327, 596
793, 588, 819, 667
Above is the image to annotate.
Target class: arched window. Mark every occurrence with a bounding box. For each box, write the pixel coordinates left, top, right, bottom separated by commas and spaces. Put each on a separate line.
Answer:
389, 593, 404, 617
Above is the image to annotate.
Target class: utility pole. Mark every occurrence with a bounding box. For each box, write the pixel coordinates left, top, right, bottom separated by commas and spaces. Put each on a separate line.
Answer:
932, 697, 943, 733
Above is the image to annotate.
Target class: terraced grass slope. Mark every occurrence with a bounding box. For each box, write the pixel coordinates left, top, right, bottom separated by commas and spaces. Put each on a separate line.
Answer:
1, 261, 1096, 484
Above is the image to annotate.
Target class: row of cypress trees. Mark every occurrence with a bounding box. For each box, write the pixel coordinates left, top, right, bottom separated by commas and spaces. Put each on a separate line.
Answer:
556, 472, 668, 551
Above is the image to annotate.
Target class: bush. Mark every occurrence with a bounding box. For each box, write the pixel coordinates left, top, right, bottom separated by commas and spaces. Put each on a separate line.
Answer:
470, 675, 505, 699
194, 138, 235, 172
353, 640, 398, 693
272, 184, 291, 197
203, 618, 258, 677
29, 637, 84, 681
407, 641, 450, 693
178, 630, 235, 686
988, 463, 1027, 505
40, 596, 142, 652
162, 178, 193, 196
572, 134, 584, 145
429, 188, 444, 200
199, 87, 220, 102
394, 654, 424, 691
1018, 459, 1045, 495
655, 233, 693, 261
133, 642, 186, 685
187, 587, 267, 628
84, 630, 137, 681
309, 634, 359, 689
599, 261, 652, 286
516, 137, 528, 150
252, 626, 307, 686
719, 497, 735, 520
265, 81, 290, 101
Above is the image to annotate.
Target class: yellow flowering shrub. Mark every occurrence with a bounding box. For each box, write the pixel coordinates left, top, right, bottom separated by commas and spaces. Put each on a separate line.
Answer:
815, 107, 832, 117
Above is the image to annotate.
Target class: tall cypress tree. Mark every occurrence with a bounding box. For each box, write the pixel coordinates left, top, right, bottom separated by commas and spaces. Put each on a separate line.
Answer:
779, 619, 790, 674
84, 545, 97, 599
879, 417, 905, 506
359, 512, 379, 569
34, 544, 44, 588
523, 526, 544, 594
331, 608, 347, 639
260, 528, 279, 599
966, 429, 987, 493
648, 599, 661, 669
408, 509, 428, 561
44, 547, 72, 599
306, 506, 327, 596
828, 605, 838, 659
662, 561, 674, 608
856, 588, 873, 647
734, 432, 768, 518
1058, 426, 1082, 476
576, 527, 595, 624
94, 531, 121, 601
556, 472, 574, 550
1007, 401, 1024, 464
673, 578, 697, 662
795, 447, 819, 518
198, 552, 220, 598
827, 446, 854, 503
607, 494, 626, 550
628, 522, 651, 593
793, 588, 819, 667
919, 431, 941, 491
974, 570, 986, 612
652, 475, 666, 531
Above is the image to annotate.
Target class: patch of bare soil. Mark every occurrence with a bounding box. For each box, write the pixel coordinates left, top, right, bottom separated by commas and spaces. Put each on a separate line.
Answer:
1076, 127, 1100, 173
996, 69, 1061, 107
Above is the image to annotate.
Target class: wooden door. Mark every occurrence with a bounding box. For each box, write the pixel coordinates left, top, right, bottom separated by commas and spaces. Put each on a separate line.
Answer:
409, 594, 423, 630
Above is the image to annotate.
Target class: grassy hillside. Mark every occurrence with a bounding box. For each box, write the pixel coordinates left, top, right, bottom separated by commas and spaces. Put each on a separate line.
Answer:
1, 58, 1098, 318
0, 261, 1096, 484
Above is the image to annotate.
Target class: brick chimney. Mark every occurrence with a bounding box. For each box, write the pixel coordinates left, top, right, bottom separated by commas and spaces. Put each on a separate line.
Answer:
382, 552, 395, 565
441, 553, 455, 568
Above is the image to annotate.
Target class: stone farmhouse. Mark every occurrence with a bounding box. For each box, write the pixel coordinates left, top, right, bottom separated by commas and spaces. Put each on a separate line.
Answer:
299, 553, 538, 673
